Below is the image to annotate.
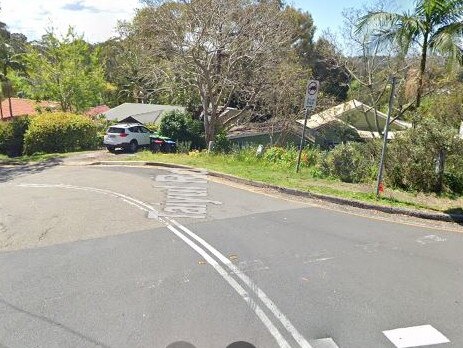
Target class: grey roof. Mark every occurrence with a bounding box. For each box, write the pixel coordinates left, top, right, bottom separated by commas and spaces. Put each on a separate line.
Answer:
103, 103, 185, 124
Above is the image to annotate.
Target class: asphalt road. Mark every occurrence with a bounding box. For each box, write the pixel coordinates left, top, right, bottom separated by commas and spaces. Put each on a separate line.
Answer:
0, 163, 462, 348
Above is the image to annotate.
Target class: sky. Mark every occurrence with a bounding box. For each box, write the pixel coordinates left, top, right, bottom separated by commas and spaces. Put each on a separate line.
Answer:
0, 0, 416, 43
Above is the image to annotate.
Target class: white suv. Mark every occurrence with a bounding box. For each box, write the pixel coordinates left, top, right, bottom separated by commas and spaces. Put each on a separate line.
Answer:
103, 123, 152, 153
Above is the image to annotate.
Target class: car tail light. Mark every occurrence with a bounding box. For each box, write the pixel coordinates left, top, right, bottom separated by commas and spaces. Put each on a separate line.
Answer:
119, 133, 128, 137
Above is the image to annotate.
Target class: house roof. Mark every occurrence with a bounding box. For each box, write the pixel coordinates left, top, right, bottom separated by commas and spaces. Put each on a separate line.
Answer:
296, 99, 411, 139
103, 103, 185, 124
85, 105, 110, 117
0, 98, 59, 119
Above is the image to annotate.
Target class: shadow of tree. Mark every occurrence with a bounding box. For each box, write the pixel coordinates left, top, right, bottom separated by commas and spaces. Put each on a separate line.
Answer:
0, 297, 110, 347
444, 207, 463, 225
0, 159, 63, 183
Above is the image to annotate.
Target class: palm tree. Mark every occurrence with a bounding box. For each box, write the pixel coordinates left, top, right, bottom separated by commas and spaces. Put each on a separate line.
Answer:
356, 0, 463, 108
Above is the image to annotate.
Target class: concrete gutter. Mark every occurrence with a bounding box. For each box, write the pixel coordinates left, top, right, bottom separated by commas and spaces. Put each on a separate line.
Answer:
91, 160, 463, 223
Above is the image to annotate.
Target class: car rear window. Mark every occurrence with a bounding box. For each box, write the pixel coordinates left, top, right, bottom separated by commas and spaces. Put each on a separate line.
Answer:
107, 127, 125, 134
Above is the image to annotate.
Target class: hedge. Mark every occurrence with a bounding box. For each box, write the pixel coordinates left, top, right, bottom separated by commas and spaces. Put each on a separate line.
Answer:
0, 116, 30, 157
24, 112, 99, 155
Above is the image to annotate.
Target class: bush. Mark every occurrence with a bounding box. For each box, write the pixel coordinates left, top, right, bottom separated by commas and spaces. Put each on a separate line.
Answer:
262, 146, 322, 168
386, 118, 461, 193
0, 116, 30, 157
321, 142, 377, 183
159, 110, 205, 149
213, 131, 232, 153
24, 112, 99, 155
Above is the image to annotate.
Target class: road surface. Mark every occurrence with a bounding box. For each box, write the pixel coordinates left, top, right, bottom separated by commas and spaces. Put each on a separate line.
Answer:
0, 162, 462, 348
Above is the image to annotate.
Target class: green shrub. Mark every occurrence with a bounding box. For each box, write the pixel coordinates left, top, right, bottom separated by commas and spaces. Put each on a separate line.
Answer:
321, 142, 376, 183
263, 146, 286, 163
159, 110, 205, 149
213, 131, 232, 153
0, 116, 30, 157
24, 112, 99, 155
262, 146, 322, 168
144, 122, 159, 133
386, 118, 461, 193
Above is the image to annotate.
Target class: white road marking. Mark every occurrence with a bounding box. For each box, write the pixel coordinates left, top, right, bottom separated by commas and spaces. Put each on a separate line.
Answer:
416, 235, 447, 245
310, 338, 340, 348
18, 183, 312, 348
169, 219, 313, 348
383, 325, 450, 348
165, 224, 291, 348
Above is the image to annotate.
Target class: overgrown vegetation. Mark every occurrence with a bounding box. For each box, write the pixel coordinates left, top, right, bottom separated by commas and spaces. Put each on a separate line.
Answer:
23, 112, 99, 155
159, 110, 205, 150
0, 116, 30, 157
130, 147, 463, 213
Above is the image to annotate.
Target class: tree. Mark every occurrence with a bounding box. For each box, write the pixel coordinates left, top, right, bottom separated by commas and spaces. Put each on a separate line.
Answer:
356, 0, 463, 108
23, 28, 107, 112
0, 22, 27, 118
133, 0, 296, 143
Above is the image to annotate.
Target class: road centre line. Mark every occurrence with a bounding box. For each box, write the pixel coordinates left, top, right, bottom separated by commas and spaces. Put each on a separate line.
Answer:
165, 223, 291, 348
169, 219, 313, 348
17, 183, 312, 348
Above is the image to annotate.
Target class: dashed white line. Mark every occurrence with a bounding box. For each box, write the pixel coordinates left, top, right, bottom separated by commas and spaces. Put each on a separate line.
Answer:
310, 338, 340, 348
383, 325, 450, 348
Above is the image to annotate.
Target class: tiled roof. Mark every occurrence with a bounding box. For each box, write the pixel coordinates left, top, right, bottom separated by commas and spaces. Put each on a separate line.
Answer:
0, 98, 59, 119
85, 105, 110, 117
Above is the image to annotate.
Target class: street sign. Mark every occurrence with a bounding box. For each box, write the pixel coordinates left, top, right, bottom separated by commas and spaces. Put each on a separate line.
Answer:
304, 80, 319, 110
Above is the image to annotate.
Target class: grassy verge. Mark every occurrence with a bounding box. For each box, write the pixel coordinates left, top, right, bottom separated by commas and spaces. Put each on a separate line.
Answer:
129, 151, 463, 214
0, 153, 68, 164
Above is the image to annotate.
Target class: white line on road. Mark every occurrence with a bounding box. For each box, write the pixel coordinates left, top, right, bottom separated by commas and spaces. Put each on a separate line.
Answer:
169, 219, 313, 348
18, 183, 312, 348
165, 224, 291, 348
383, 325, 450, 348
310, 338, 340, 348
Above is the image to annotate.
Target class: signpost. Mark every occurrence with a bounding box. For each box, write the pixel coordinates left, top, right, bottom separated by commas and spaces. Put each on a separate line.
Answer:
296, 80, 319, 173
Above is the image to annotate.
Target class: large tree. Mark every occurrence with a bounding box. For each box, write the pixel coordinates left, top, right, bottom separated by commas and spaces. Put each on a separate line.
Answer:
23, 28, 107, 112
133, 0, 296, 143
356, 0, 463, 108
0, 22, 26, 118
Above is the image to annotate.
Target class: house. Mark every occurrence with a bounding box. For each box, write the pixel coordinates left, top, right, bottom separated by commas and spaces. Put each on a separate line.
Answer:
296, 100, 411, 147
227, 100, 411, 149
85, 105, 110, 118
103, 103, 185, 124
227, 122, 310, 148
0, 98, 59, 120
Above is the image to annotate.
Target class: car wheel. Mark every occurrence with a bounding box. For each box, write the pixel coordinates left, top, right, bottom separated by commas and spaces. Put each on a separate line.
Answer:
129, 140, 138, 153
106, 146, 115, 153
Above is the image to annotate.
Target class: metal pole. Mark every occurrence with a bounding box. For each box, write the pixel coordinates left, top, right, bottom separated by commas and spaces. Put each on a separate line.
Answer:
376, 76, 397, 197
296, 108, 310, 173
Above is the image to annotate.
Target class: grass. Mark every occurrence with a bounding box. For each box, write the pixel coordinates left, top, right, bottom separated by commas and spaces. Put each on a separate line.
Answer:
128, 150, 463, 214
0, 153, 68, 164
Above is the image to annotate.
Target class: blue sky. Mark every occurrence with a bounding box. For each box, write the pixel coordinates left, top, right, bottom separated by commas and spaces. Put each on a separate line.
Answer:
292, 0, 416, 38
0, 0, 416, 43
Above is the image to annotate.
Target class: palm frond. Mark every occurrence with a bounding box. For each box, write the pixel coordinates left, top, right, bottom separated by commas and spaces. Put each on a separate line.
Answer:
355, 11, 404, 36
429, 21, 463, 63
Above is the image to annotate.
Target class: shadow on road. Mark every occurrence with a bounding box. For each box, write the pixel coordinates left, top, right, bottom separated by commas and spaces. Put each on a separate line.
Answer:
0, 159, 62, 183
0, 297, 110, 348
444, 207, 463, 226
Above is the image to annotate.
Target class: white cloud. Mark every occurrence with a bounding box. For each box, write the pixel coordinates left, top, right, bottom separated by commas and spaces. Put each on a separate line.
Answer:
0, 0, 140, 42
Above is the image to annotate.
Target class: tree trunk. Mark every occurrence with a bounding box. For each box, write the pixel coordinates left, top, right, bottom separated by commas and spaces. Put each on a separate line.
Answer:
7, 95, 12, 117
0, 98, 3, 119
416, 32, 429, 108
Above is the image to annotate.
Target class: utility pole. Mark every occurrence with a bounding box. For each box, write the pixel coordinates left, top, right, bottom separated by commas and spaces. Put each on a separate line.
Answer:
376, 76, 397, 198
